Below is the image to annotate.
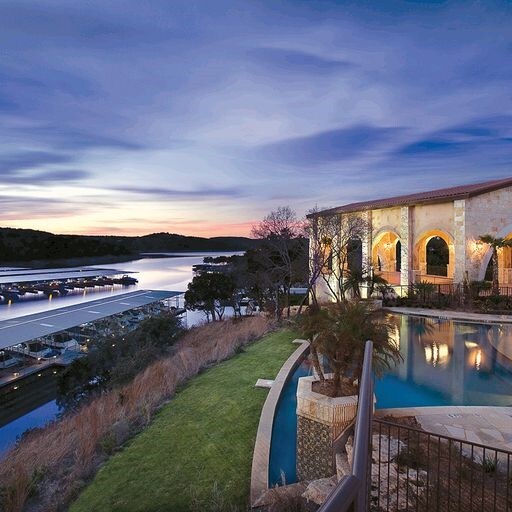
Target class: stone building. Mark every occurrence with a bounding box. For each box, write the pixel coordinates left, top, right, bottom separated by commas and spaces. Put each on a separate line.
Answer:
309, 177, 512, 300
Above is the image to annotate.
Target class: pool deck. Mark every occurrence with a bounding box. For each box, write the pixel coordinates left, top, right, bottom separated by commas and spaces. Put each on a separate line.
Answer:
377, 406, 512, 453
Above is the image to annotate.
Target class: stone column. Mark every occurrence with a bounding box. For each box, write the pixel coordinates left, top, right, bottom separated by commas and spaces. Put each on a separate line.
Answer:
399, 207, 413, 286
361, 211, 372, 298
453, 200, 466, 284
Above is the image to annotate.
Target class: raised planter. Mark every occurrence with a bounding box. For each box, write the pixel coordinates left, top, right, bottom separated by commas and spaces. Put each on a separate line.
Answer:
296, 374, 375, 481
296, 375, 358, 438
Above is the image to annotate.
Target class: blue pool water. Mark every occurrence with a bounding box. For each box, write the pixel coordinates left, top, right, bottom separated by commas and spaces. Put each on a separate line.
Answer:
268, 360, 312, 487
268, 314, 512, 485
375, 314, 512, 408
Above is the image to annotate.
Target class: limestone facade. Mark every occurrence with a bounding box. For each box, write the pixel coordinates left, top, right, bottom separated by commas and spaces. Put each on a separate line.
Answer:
310, 178, 512, 298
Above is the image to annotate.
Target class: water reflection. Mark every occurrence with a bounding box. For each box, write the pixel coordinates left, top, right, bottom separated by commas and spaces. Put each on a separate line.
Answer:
376, 315, 512, 408
0, 253, 240, 321
0, 253, 240, 453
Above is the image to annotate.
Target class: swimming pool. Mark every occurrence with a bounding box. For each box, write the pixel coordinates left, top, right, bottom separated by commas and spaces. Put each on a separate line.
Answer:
268, 359, 312, 487
267, 314, 512, 486
375, 314, 512, 409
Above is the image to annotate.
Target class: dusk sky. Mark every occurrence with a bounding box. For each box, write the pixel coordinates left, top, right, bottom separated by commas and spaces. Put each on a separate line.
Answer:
2, 0, 511, 237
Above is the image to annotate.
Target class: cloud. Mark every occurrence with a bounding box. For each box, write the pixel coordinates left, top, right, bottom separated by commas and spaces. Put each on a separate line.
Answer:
395, 115, 512, 159
110, 185, 245, 200
247, 47, 355, 74
0, 151, 71, 173
255, 125, 405, 166
18, 125, 144, 151
1, 1, 512, 235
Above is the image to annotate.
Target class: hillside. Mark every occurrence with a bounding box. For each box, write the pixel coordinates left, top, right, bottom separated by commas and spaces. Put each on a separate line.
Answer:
0, 228, 256, 264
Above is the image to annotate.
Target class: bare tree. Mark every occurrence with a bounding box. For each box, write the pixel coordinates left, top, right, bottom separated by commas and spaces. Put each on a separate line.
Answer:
252, 206, 307, 319
308, 210, 371, 303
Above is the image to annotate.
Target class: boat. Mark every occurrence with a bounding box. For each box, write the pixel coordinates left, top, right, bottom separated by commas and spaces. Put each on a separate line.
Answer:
46, 333, 79, 349
2, 289, 21, 301
0, 350, 20, 369
11, 342, 59, 360
113, 275, 138, 286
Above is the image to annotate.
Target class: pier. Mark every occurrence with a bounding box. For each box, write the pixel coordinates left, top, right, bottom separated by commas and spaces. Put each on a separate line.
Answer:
0, 290, 184, 391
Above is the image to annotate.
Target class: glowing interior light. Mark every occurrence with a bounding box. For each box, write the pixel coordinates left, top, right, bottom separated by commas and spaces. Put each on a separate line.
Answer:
475, 349, 482, 371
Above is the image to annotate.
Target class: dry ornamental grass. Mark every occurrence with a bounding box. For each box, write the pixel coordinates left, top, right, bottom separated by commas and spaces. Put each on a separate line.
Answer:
0, 316, 272, 512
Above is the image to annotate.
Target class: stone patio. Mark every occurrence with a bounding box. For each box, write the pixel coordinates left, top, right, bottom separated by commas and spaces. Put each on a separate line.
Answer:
377, 406, 512, 452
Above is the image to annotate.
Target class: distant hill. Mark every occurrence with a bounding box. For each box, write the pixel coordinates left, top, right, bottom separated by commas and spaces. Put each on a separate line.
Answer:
0, 228, 257, 264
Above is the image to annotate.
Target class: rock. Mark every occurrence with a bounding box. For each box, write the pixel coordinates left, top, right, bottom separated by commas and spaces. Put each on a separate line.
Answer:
372, 433, 405, 463
335, 452, 351, 480
302, 476, 338, 505
345, 436, 354, 466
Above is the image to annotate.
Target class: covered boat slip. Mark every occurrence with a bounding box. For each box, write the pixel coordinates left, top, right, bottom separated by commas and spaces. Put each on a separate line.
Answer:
0, 290, 182, 351
0, 267, 136, 285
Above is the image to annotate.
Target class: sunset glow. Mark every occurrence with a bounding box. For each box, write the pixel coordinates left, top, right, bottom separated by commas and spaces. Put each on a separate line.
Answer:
2, 1, 512, 236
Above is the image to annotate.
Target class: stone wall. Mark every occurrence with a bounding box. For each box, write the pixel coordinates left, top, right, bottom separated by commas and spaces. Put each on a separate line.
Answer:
297, 416, 334, 481
466, 186, 512, 280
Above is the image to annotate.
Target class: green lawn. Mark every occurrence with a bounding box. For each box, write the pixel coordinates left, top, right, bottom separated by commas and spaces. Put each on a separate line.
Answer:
71, 329, 298, 512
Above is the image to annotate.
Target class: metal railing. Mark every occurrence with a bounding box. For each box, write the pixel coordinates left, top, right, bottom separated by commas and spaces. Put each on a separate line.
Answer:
373, 419, 512, 512
383, 283, 512, 309
318, 340, 374, 512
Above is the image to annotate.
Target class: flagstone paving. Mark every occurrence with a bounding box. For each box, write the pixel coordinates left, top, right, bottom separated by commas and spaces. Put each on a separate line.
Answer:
377, 406, 512, 453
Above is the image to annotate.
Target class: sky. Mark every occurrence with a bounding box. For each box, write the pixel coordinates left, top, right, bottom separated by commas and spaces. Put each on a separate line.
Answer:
1, 0, 511, 237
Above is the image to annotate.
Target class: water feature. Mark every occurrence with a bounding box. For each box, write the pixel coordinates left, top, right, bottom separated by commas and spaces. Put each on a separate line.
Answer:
375, 314, 512, 408
268, 359, 312, 487
0, 252, 239, 455
268, 313, 512, 486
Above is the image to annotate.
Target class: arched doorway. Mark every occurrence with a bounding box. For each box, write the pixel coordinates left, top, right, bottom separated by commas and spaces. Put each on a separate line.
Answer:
372, 231, 401, 284
426, 236, 449, 276
414, 230, 454, 283
483, 234, 512, 286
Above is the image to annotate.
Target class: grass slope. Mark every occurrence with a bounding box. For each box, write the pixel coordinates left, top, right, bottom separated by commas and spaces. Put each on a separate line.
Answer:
71, 329, 298, 512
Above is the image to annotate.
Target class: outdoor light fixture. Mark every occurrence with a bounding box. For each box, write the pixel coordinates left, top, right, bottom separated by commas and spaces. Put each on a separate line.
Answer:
13, 372, 20, 377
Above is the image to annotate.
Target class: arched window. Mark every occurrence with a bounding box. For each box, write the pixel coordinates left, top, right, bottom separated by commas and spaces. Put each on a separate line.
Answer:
347, 238, 363, 271
426, 236, 449, 276
395, 240, 401, 272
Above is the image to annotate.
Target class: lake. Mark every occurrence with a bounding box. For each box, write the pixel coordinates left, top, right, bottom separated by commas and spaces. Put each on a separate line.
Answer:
0, 252, 239, 454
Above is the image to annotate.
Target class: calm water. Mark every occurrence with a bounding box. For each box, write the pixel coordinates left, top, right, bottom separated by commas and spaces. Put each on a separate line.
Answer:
268, 313, 512, 485
375, 314, 512, 408
0, 253, 238, 454
0, 252, 241, 321
268, 360, 312, 487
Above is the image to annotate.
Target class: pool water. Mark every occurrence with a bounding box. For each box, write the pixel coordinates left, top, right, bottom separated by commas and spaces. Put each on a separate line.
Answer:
375, 315, 512, 409
268, 314, 512, 486
268, 360, 312, 487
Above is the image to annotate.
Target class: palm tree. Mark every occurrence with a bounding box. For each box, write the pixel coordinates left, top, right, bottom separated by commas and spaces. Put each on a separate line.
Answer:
479, 235, 512, 295
298, 304, 326, 383
300, 301, 402, 395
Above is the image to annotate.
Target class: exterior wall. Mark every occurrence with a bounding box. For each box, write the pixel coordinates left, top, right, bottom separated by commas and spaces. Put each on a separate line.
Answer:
312, 185, 512, 295
465, 186, 512, 281
371, 207, 402, 236
297, 416, 334, 480
412, 202, 454, 239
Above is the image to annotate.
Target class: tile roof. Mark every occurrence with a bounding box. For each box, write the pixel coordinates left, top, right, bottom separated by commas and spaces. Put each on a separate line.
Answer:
309, 177, 512, 217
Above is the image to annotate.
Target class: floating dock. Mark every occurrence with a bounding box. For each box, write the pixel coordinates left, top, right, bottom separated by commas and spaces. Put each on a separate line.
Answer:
0, 290, 184, 390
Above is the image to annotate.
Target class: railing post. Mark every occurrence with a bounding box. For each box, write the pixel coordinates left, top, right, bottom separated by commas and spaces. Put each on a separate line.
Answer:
353, 341, 373, 512
317, 340, 374, 512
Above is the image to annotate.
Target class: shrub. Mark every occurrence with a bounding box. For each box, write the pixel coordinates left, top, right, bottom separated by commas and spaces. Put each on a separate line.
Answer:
0, 316, 271, 512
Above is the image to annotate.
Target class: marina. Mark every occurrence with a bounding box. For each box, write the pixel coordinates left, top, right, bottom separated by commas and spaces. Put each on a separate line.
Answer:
0, 253, 230, 454
0, 289, 183, 389
0, 267, 138, 305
